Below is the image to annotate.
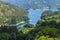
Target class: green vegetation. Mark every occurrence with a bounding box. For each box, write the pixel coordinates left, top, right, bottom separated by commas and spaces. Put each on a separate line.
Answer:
41, 10, 60, 22
18, 10, 60, 40
18, 28, 34, 34
23, 24, 34, 28
0, 1, 28, 25
0, 1, 60, 40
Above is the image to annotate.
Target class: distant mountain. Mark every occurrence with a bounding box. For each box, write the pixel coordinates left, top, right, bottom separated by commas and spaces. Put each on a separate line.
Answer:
0, 0, 60, 10
0, 1, 27, 25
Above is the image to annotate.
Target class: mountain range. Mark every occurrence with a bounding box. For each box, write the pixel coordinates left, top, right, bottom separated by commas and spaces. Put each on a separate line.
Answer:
0, 0, 60, 10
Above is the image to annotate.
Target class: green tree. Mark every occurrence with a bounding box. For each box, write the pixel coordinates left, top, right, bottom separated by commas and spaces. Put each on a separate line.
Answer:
37, 36, 55, 40
0, 33, 10, 40
40, 27, 59, 37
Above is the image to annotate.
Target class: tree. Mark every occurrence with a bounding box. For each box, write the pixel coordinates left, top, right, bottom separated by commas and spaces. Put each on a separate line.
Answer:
0, 33, 10, 40
48, 20, 57, 27
57, 22, 60, 29
36, 20, 49, 27
37, 36, 54, 40
40, 27, 59, 37
41, 10, 54, 20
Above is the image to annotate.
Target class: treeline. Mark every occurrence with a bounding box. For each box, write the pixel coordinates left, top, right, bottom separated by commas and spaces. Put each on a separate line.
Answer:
0, 10, 60, 40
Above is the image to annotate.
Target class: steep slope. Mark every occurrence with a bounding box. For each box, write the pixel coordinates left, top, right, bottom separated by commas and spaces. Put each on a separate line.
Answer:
41, 10, 60, 22
0, 1, 28, 25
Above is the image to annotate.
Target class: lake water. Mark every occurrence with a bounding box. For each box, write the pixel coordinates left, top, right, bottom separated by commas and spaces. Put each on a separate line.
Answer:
28, 9, 44, 25
17, 9, 44, 28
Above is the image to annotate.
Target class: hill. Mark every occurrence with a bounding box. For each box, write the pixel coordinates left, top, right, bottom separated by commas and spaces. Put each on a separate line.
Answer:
41, 10, 60, 22
0, 1, 28, 25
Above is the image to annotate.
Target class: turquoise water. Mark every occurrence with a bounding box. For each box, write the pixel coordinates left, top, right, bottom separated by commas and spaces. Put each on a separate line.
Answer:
28, 9, 44, 25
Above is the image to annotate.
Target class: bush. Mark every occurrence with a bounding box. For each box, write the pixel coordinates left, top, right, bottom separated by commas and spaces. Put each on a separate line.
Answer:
38, 36, 54, 40
38, 27, 59, 37
0, 33, 10, 40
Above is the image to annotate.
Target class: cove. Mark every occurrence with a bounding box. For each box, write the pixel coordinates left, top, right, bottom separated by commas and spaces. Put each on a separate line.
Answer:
28, 9, 44, 25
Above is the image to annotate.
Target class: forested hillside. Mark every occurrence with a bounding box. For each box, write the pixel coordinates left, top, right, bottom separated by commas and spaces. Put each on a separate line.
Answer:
0, 1, 60, 40
41, 11, 60, 22
0, 1, 28, 25
19, 11, 60, 40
